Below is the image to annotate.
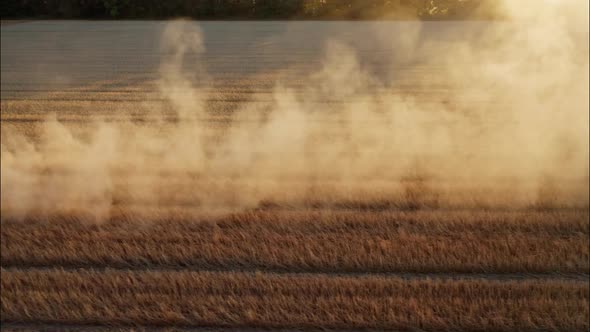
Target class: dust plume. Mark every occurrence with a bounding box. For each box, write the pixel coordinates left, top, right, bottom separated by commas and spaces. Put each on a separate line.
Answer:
1, 0, 588, 221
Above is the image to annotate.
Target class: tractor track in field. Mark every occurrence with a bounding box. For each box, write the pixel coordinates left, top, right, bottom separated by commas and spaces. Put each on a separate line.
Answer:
2, 266, 589, 282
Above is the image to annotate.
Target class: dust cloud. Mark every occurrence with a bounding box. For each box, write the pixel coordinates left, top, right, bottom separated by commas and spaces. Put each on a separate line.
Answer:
1, 0, 588, 221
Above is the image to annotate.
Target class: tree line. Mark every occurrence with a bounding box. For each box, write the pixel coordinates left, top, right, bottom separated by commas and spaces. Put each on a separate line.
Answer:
1, 0, 491, 20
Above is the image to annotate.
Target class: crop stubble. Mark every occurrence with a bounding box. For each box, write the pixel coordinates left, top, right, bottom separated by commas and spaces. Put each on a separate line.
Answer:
1, 20, 589, 331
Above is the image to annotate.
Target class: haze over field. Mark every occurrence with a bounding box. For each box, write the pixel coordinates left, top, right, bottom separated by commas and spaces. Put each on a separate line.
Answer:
1, 0, 588, 221
1, 1, 589, 331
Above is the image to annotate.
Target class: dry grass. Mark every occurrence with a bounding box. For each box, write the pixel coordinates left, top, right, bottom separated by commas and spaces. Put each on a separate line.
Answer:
2, 269, 588, 331
2, 210, 588, 274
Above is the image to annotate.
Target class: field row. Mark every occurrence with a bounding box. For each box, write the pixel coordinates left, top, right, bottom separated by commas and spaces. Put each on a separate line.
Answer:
2, 210, 588, 274
3, 184, 587, 213
2, 268, 588, 331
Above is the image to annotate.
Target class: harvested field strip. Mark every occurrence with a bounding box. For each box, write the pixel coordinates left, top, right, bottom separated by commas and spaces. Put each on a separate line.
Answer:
2, 234, 585, 273
4, 210, 588, 237
0, 323, 320, 332
3, 267, 588, 282
3, 189, 586, 212
2, 269, 588, 331
1, 171, 587, 212
3, 211, 588, 274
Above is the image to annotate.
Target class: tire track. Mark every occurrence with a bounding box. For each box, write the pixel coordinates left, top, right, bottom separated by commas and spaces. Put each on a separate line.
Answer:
2, 266, 588, 282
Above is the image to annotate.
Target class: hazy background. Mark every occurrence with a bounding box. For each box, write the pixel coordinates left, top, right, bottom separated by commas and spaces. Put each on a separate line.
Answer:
1, 0, 588, 220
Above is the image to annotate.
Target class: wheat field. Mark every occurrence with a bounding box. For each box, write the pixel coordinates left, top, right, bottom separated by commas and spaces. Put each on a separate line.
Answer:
1, 15, 589, 332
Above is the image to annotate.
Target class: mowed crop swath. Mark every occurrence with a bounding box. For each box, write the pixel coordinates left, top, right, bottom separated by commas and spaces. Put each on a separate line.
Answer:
2, 269, 588, 331
1, 21, 590, 331
2, 210, 589, 274
2, 210, 589, 330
